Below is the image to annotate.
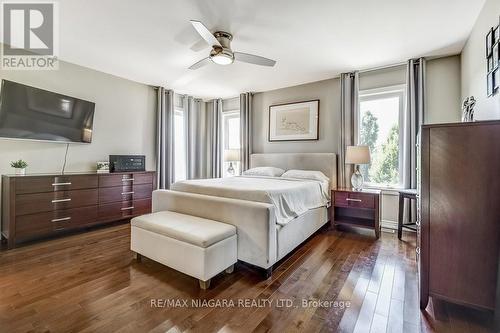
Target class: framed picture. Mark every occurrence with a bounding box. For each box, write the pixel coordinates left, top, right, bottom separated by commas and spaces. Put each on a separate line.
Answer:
487, 28, 494, 57
96, 161, 110, 173
487, 71, 494, 97
498, 37, 500, 62
495, 26, 500, 44
494, 43, 500, 69
269, 100, 319, 142
494, 68, 500, 93
489, 56, 494, 72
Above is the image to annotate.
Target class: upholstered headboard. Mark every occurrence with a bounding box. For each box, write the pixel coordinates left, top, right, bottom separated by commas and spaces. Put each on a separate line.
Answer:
250, 153, 337, 189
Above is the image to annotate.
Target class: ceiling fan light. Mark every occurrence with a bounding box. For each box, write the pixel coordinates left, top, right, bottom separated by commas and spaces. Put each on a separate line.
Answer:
211, 53, 233, 65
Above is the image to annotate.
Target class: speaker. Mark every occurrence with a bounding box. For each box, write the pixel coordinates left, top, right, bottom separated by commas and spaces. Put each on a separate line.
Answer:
109, 155, 145, 172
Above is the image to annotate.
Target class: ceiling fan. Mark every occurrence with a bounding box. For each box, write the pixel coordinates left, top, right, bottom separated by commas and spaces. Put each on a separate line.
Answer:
188, 20, 276, 70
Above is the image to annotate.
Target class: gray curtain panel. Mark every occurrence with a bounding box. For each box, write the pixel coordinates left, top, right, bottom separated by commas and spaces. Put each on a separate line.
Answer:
156, 87, 175, 189
404, 58, 426, 190
208, 98, 223, 178
339, 72, 359, 188
403, 57, 426, 223
184, 96, 207, 179
240, 92, 253, 171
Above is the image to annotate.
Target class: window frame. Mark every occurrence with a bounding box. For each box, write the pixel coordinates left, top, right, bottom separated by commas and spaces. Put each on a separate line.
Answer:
173, 108, 187, 182
222, 109, 240, 177
223, 110, 240, 150
357, 84, 406, 189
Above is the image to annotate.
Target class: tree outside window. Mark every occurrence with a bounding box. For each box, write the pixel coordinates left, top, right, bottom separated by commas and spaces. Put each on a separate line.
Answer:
358, 86, 405, 188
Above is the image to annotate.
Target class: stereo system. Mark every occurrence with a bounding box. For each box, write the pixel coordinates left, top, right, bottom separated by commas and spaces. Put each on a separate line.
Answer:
109, 155, 146, 172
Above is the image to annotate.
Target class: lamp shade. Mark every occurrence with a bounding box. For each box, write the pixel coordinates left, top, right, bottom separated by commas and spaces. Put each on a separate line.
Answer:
224, 149, 240, 162
345, 145, 371, 164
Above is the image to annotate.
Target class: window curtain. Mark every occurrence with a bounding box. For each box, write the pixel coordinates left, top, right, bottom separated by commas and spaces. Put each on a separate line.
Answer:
207, 98, 223, 178
156, 87, 175, 189
403, 58, 426, 223
240, 92, 253, 171
338, 72, 359, 188
183, 96, 207, 179
403, 58, 426, 190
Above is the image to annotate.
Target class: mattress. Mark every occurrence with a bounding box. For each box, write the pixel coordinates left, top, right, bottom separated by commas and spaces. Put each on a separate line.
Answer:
171, 176, 330, 226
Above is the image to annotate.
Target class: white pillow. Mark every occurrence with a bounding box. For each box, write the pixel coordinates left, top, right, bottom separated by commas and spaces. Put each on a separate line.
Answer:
282, 169, 330, 182
242, 167, 285, 177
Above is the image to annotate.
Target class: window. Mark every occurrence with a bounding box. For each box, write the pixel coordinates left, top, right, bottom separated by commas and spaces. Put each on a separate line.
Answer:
222, 111, 240, 177
174, 109, 186, 182
358, 85, 405, 188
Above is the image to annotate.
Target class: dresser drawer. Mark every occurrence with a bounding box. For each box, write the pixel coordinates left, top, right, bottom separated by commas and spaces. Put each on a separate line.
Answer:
98, 183, 153, 204
15, 175, 98, 194
99, 173, 153, 188
16, 189, 98, 216
346, 192, 375, 209
334, 191, 375, 209
98, 198, 151, 220
16, 206, 98, 240
334, 191, 349, 207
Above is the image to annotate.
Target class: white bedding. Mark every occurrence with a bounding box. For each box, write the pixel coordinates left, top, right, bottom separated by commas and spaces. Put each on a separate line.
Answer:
171, 176, 330, 226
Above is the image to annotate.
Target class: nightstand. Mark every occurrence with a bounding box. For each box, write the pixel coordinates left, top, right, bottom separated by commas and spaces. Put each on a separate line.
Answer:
332, 188, 381, 238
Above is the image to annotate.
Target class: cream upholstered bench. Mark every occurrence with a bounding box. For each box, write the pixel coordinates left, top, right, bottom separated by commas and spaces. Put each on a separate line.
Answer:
130, 211, 237, 289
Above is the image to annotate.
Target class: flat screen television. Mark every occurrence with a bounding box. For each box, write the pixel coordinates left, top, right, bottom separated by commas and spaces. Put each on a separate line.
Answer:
0, 80, 95, 143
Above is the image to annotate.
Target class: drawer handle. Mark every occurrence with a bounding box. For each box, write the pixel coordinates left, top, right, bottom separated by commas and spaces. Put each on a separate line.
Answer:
51, 217, 71, 223
52, 198, 71, 203
52, 182, 72, 186
54, 227, 66, 231
122, 178, 134, 182
122, 191, 135, 195
346, 198, 362, 202
121, 206, 134, 211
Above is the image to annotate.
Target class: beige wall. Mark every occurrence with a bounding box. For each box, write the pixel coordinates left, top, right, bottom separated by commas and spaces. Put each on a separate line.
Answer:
426, 55, 462, 124
222, 96, 240, 112
359, 65, 406, 91
0, 60, 156, 175
461, 0, 500, 120
252, 78, 340, 154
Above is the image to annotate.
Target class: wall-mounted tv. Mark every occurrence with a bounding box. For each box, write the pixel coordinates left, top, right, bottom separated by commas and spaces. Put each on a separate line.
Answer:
0, 80, 95, 143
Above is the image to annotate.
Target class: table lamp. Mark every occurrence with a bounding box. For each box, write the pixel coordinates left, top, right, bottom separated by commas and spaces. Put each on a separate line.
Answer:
224, 149, 240, 175
345, 145, 371, 191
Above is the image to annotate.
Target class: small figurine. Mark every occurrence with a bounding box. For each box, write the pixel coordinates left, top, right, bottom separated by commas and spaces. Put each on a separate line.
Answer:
462, 96, 476, 122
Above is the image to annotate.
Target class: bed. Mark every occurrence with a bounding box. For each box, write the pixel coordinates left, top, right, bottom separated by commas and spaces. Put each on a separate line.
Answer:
152, 153, 337, 275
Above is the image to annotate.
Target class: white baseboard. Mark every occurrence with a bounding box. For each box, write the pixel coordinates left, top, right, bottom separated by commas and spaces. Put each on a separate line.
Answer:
381, 219, 398, 230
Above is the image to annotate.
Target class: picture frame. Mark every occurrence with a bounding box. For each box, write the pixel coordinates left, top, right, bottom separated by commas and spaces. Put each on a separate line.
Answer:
96, 161, 110, 173
494, 43, 500, 69
487, 71, 494, 97
495, 26, 500, 45
487, 28, 494, 57
488, 56, 494, 72
494, 68, 500, 93
268, 100, 319, 142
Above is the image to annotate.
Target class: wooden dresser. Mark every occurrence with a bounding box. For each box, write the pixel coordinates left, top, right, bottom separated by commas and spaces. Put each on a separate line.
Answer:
419, 121, 500, 310
1, 171, 155, 249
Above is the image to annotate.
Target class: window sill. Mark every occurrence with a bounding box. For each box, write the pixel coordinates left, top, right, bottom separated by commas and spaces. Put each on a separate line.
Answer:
363, 184, 410, 194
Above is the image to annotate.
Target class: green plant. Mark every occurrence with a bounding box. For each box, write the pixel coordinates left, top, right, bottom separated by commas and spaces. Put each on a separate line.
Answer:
10, 159, 28, 169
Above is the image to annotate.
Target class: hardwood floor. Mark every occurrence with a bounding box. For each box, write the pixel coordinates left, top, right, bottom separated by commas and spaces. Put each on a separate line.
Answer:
0, 223, 494, 332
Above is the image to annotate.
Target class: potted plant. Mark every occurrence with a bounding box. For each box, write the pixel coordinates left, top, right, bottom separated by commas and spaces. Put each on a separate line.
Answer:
10, 159, 28, 175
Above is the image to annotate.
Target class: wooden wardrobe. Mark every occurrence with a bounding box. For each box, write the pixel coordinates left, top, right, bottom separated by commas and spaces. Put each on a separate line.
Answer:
419, 120, 500, 310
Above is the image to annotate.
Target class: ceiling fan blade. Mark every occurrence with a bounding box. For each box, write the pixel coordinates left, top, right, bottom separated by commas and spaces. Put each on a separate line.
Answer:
189, 57, 211, 70
234, 52, 276, 67
190, 20, 222, 47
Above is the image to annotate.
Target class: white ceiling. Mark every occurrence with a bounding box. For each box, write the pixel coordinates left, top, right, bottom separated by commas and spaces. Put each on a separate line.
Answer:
55, 0, 485, 99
